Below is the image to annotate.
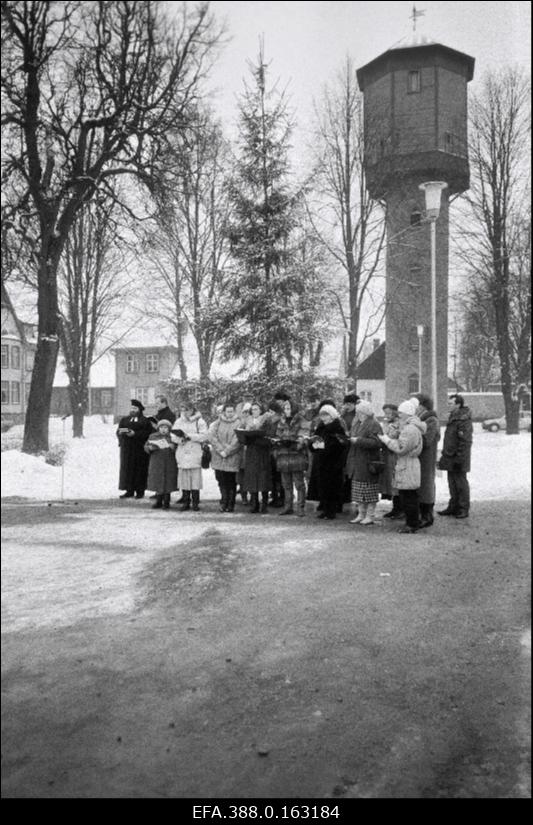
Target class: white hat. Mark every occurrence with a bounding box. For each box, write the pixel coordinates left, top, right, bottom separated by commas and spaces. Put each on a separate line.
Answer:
319, 404, 340, 420
156, 419, 173, 429
398, 399, 418, 416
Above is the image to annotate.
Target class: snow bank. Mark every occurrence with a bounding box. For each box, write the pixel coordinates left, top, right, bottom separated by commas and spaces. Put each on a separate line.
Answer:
1, 417, 530, 503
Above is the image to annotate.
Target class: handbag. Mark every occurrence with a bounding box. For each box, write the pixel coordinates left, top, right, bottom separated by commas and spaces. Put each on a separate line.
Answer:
201, 443, 212, 469
368, 459, 386, 475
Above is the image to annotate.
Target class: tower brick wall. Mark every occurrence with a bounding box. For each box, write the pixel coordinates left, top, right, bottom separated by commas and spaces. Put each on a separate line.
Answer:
357, 41, 474, 419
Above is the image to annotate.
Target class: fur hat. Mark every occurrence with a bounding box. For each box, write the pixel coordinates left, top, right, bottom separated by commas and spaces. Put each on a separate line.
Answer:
398, 399, 418, 416
343, 392, 360, 405
156, 419, 172, 430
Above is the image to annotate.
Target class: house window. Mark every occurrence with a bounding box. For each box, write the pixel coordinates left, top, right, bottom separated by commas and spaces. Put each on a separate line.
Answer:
408, 70, 421, 93
410, 209, 422, 226
1, 381, 9, 404
1, 344, 8, 368
11, 345, 20, 369
134, 387, 155, 406
145, 353, 159, 373
25, 382, 31, 402
126, 355, 139, 374
11, 381, 20, 405
359, 391, 373, 403
25, 349, 35, 371
101, 390, 112, 408
408, 374, 419, 394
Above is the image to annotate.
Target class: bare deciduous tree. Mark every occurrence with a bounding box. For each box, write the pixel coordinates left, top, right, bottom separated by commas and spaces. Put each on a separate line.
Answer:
1, 0, 222, 452
308, 57, 387, 383
456, 67, 531, 432
141, 107, 232, 379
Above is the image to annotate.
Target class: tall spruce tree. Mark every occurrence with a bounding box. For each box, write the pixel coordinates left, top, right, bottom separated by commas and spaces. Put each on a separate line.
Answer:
223, 45, 302, 378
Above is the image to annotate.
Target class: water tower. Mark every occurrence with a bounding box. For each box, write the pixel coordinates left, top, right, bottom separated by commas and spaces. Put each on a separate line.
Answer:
356, 33, 475, 415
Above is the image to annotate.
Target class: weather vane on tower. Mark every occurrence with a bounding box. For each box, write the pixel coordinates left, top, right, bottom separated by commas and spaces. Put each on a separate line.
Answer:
410, 4, 426, 32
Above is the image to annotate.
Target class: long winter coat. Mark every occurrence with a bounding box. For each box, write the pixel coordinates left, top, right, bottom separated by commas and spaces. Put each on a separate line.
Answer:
383, 416, 426, 490
243, 415, 275, 492
171, 412, 208, 469
345, 415, 384, 483
309, 419, 348, 503
418, 409, 441, 504
273, 412, 310, 474
145, 432, 178, 493
380, 417, 401, 497
208, 413, 242, 473
117, 414, 152, 491
438, 406, 473, 473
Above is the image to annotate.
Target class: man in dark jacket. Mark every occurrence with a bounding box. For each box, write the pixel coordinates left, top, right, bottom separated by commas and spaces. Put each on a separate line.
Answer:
437, 394, 473, 518
117, 399, 153, 498
149, 395, 176, 429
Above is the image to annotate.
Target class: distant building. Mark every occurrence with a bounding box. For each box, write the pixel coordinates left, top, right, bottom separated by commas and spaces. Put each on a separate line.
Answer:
1, 284, 37, 426
356, 341, 462, 415
113, 345, 179, 420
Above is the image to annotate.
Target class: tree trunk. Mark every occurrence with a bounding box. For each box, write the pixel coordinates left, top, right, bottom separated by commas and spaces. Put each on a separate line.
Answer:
68, 384, 87, 438
22, 251, 61, 454
176, 318, 188, 381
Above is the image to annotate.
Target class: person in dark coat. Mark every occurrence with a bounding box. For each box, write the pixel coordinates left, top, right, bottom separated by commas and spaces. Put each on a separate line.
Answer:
308, 405, 348, 520
437, 394, 473, 519
268, 391, 291, 506
412, 393, 441, 528
306, 398, 339, 509
144, 419, 178, 509
340, 392, 360, 509
242, 402, 277, 514
345, 400, 384, 525
117, 399, 153, 498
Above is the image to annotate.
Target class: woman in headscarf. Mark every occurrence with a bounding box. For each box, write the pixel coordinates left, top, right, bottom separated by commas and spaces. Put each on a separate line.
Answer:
345, 400, 384, 525
308, 404, 348, 520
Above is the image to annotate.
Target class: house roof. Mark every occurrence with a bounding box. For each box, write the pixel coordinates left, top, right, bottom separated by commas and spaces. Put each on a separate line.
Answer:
357, 342, 385, 380
356, 342, 463, 389
1, 282, 27, 343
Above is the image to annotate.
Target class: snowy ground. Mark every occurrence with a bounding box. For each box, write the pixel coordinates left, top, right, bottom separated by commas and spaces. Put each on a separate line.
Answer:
1, 416, 530, 503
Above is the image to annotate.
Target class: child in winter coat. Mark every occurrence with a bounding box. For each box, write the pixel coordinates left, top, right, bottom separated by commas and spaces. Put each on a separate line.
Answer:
144, 419, 178, 509
171, 403, 208, 511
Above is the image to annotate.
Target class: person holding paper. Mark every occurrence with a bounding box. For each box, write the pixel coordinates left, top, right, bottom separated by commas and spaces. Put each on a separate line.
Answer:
144, 419, 178, 509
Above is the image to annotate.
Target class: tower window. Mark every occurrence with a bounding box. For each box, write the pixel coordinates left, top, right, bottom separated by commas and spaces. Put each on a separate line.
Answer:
408, 374, 420, 394
407, 70, 421, 93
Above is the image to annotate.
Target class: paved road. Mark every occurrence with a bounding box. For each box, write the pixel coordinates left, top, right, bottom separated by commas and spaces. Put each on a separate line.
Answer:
1, 499, 530, 798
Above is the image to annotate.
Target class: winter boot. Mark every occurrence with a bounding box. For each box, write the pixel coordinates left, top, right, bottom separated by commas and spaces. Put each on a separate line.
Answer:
227, 488, 236, 513
361, 502, 376, 525
260, 492, 269, 514
179, 491, 191, 511
350, 503, 367, 524
419, 503, 434, 528
191, 490, 200, 511
249, 493, 260, 513
279, 488, 294, 515
219, 485, 229, 513
162, 493, 171, 510
349, 502, 359, 520
151, 494, 163, 510
384, 495, 403, 519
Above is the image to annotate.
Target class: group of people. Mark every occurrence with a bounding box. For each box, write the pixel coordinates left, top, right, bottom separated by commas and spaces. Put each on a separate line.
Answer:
117, 389, 473, 533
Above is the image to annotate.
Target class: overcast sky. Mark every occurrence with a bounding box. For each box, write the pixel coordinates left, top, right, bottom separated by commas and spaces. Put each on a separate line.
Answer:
203, 0, 531, 143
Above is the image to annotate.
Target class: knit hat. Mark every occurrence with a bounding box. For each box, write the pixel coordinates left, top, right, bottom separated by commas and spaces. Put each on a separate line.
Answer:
319, 404, 340, 420
156, 419, 172, 429
398, 399, 418, 416
241, 402, 252, 412
382, 402, 398, 411
357, 400, 374, 416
